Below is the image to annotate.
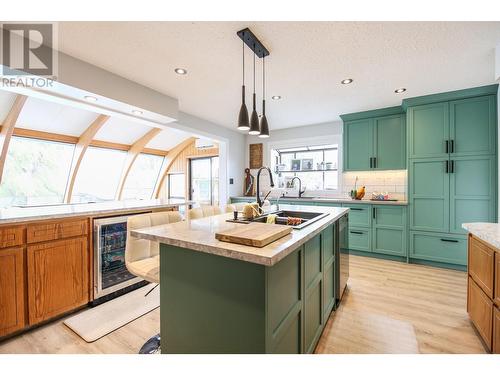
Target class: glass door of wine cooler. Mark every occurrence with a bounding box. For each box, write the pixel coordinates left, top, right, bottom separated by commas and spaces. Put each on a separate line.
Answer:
93, 215, 142, 299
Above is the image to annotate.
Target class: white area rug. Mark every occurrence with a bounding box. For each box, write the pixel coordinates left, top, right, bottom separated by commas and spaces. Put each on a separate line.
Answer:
64, 285, 159, 343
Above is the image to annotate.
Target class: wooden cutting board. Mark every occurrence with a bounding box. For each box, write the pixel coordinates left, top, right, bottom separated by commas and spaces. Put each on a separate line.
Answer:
215, 222, 292, 248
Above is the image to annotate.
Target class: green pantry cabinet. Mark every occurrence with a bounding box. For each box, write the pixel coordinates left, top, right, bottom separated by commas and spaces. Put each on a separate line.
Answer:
160, 223, 338, 353
406, 87, 497, 269
342, 106, 406, 171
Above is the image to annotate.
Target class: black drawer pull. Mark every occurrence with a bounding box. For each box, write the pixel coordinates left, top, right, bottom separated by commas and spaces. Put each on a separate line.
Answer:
445, 160, 449, 173
350, 231, 364, 235
372, 207, 376, 219
440, 238, 459, 243
445, 140, 449, 153
450, 140, 455, 153
369, 157, 373, 168
450, 160, 454, 173
350, 208, 364, 211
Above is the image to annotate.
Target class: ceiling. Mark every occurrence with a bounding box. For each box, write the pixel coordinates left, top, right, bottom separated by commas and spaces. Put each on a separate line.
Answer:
55, 22, 500, 131
0, 91, 192, 150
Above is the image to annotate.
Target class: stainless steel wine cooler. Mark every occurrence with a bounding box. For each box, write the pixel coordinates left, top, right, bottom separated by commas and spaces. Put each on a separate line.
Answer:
93, 215, 145, 301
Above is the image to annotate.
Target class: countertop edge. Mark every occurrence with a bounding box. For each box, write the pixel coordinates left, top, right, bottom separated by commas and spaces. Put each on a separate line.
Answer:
462, 222, 500, 250
230, 196, 408, 206
0, 201, 193, 225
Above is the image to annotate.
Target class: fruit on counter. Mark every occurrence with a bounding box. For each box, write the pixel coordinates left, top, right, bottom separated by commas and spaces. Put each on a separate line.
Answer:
355, 186, 366, 200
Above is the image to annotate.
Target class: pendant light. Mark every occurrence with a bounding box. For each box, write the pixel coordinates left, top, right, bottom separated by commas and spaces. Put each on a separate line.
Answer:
248, 44, 261, 135
237, 40, 250, 131
259, 56, 269, 138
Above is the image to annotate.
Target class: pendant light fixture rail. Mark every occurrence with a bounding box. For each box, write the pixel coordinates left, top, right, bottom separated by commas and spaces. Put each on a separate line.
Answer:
237, 28, 270, 58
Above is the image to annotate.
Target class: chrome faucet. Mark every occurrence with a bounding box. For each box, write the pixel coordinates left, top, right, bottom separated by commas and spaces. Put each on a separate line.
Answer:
256, 166, 275, 208
291, 176, 306, 198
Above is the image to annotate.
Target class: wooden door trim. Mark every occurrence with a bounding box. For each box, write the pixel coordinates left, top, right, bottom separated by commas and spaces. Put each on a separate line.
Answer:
63, 115, 109, 203
0, 95, 27, 184
115, 128, 162, 200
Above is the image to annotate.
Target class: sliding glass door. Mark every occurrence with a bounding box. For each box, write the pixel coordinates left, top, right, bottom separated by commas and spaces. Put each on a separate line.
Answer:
189, 156, 219, 205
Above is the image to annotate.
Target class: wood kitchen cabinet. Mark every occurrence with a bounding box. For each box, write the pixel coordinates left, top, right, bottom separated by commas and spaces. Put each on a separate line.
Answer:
0, 246, 25, 337
27, 237, 89, 325
468, 235, 495, 298
493, 306, 500, 354
495, 252, 500, 307
468, 276, 493, 351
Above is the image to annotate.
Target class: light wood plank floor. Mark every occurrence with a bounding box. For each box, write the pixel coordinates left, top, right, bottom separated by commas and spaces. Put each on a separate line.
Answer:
0, 255, 487, 354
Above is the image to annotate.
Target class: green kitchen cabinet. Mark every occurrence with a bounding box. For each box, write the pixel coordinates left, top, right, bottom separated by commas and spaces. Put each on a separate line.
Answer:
374, 114, 406, 170
409, 231, 467, 266
347, 227, 372, 253
449, 155, 497, 235
321, 224, 335, 323
409, 158, 450, 233
449, 95, 497, 157
407, 102, 449, 159
372, 206, 407, 257
343, 118, 373, 171
342, 204, 371, 227
342, 107, 406, 171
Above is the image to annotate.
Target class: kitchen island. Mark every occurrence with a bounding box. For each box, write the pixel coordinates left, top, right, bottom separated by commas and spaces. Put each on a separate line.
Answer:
131, 204, 349, 353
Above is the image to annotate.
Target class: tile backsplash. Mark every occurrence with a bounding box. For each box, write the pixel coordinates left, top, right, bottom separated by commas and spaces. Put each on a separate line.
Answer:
342, 170, 407, 200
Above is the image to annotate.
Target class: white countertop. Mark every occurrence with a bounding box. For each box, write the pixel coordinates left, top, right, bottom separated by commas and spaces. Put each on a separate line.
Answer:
462, 222, 500, 250
131, 204, 349, 266
0, 198, 193, 225
231, 196, 408, 206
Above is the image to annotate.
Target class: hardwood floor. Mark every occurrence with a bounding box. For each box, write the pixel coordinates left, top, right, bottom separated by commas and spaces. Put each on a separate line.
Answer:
0, 255, 486, 354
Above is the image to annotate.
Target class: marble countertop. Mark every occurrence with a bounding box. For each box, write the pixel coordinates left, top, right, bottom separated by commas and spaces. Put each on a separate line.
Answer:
132, 204, 349, 266
0, 198, 193, 225
231, 196, 408, 206
462, 222, 500, 250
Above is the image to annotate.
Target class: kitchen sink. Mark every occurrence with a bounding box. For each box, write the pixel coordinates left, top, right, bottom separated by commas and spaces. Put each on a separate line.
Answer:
251, 210, 329, 229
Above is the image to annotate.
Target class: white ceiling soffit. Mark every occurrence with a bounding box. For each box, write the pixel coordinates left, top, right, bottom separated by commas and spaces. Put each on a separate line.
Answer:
94, 116, 152, 144
57, 21, 500, 130
0, 89, 17, 124
146, 128, 192, 150
16, 96, 98, 136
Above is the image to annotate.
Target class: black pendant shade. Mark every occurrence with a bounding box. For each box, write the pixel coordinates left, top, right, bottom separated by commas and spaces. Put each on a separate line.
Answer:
248, 93, 260, 135
237, 85, 250, 130
237, 28, 270, 137
259, 100, 269, 138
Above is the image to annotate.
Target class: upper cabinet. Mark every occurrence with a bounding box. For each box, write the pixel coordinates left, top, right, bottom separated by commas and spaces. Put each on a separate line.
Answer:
342, 107, 406, 171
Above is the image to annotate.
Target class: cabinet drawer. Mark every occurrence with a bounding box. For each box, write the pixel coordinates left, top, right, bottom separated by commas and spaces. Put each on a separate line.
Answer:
468, 277, 493, 351
27, 219, 88, 244
0, 226, 25, 249
0, 246, 25, 337
348, 227, 371, 252
468, 235, 494, 298
373, 206, 405, 228
494, 306, 500, 354
343, 204, 371, 227
495, 252, 500, 307
373, 227, 407, 257
410, 231, 467, 265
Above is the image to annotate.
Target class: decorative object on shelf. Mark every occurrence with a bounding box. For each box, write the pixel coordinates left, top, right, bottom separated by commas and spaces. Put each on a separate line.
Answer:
301, 159, 313, 171
291, 159, 301, 171
371, 192, 391, 201
325, 162, 333, 170
244, 168, 255, 196
350, 186, 366, 200
316, 162, 325, 170
249, 143, 263, 169
237, 38, 250, 131
236, 28, 271, 137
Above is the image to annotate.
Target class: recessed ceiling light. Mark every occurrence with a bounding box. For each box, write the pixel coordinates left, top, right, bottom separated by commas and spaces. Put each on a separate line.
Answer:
174, 68, 187, 75
84, 95, 98, 102
395, 88, 406, 93
341, 78, 353, 84
132, 109, 143, 115
271, 95, 281, 100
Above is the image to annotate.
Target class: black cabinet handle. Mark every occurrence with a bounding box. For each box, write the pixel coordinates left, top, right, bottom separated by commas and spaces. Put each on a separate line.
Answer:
451, 140, 455, 153
372, 207, 376, 219
350, 231, 364, 235
440, 238, 459, 243
350, 208, 363, 211
445, 160, 449, 173
369, 157, 373, 168
445, 140, 449, 154
450, 160, 454, 173
374, 157, 377, 168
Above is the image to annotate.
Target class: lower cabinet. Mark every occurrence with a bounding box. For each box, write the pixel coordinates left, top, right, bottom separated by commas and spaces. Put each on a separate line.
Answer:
27, 237, 89, 325
348, 227, 372, 252
493, 306, 500, 354
0, 247, 25, 337
468, 276, 493, 351
372, 206, 407, 257
410, 231, 467, 266
304, 234, 323, 353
